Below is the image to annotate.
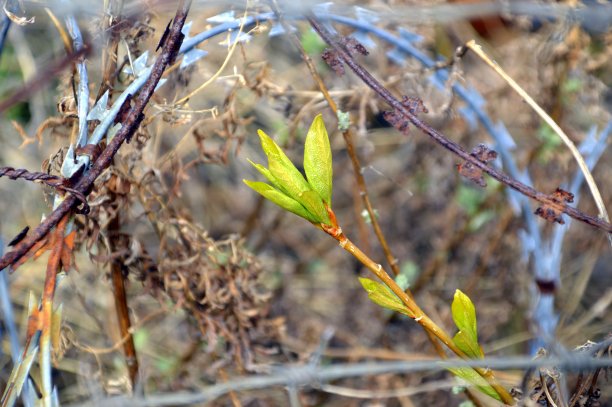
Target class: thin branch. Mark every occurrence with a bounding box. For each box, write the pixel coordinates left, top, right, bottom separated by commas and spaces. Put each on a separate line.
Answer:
96, 0, 123, 101
307, 16, 612, 235
39, 215, 68, 404
109, 203, 140, 388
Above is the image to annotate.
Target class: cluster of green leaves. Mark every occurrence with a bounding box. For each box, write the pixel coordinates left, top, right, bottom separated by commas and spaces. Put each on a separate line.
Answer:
244, 114, 333, 226
358, 282, 501, 402
448, 290, 502, 402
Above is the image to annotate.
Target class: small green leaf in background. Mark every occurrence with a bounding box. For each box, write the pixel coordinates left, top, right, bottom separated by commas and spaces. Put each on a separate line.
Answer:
359, 277, 413, 317
448, 367, 502, 402
301, 29, 326, 56
467, 210, 495, 232
397, 260, 420, 290
536, 123, 563, 163
455, 185, 485, 216
360, 208, 379, 224
451, 289, 483, 359
133, 328, 149, 351
304, 114, 333, 206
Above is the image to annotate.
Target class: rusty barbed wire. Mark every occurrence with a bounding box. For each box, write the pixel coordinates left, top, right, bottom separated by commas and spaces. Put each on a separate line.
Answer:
0, 166, 89, 213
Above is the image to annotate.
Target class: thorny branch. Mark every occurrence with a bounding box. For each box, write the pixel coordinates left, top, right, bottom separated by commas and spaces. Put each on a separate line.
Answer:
307, 16, 612, 235
0, 0, 192, 272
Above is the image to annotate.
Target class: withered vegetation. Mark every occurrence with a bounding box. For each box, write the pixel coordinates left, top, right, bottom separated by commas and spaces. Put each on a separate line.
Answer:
0, 1, 611, 406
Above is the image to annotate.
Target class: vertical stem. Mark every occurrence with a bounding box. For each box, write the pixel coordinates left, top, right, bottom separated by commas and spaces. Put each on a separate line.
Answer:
40, 215, 68, 404
342, 130, 400, 276
109, 199, 139, 389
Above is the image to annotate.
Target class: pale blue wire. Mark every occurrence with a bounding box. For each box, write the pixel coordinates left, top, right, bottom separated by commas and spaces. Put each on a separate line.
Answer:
0, 14, 11, 63
0, 242, 21, 363
65, 16, 90, 148
87, 65, 152, 145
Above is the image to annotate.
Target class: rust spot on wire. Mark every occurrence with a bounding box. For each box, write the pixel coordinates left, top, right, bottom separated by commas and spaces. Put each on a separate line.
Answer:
322, 48, 345, 75
340, 37, 369, 56
535, 188, 574, 224
457, 144, 498, 187
384, 96, 429, 135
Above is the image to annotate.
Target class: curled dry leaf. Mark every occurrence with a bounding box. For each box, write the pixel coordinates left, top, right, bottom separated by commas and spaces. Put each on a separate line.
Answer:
534, 187, 574, 224
457, 144, 498, 187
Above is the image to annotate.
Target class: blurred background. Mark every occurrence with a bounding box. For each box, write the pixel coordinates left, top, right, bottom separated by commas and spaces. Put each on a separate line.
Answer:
0, 0, 610, 405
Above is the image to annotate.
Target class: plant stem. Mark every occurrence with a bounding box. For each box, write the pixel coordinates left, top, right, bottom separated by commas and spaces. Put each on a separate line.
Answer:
326, 227, 515, 404
109, 205, 139, 389
40, 214, 69, 404
272, 9, 452, 358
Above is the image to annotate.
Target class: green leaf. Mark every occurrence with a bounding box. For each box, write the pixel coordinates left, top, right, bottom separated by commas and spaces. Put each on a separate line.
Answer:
304, 114, 333, 205
451, 290, 483, 359
243, 180, 319, 223
448, 367, 502, 402
301, 29, 326, 56
453, 331, 484, 359
257, 129, 313, 203
358, 277, 414, 317
248, 159, 285, 193
298, 189, 330, 224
